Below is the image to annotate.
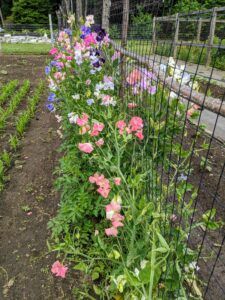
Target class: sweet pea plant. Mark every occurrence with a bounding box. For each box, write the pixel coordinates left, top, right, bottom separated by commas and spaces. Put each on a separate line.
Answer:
46, 15, 222, 299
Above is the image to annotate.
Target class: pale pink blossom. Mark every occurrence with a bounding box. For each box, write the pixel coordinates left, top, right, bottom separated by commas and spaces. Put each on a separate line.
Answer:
105, 202, 121, 220
89, 173, 111, 198
78, 143, 94, 153
105, 227, 118, 237
128, 102, 138, 109
111, 213, 124, 223
126, 69, 142, 85
51, 261, 68, 278
111, 51, 121, 61
95, 138, 104, 147
79, 124, 91, 135
114, 177, 121, 186
116, 120, 126, 135
112, 221, 124, 228
86, 79, 91, 85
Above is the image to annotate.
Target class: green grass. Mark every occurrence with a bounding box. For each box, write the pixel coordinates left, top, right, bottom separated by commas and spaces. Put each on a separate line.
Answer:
1, 43, 51, 55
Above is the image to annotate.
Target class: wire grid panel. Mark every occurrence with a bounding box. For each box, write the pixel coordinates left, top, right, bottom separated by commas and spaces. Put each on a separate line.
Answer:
85, 1, 225, 298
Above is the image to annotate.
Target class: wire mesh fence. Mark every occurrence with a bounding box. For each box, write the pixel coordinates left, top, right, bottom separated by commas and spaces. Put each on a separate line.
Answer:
52, 0, 225, 298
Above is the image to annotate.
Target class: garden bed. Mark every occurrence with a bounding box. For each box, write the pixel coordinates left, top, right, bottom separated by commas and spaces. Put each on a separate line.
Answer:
0, 55, 81, 299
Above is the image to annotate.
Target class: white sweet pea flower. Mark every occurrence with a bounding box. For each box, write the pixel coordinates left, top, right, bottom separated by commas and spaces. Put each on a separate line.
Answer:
72, 94, 80, 100
134, 268, 140, 277
170, 91, 178, 99
160, 63, 167, 73
68, 112, 78, 124
140, 260, 148, 269
67, 14, 75, 25
168, 57, 175, 67
180, 72, 191, 85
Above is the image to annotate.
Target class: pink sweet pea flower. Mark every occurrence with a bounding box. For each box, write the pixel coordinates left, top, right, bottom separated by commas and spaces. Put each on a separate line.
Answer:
111, 51, 121, 61
111, 213, 125, 223
49, 48, 58, 55
97, 187, 110, 198
116, 120, 126, 135
112, 221, 124, 228
135, 130, 144, 140
114, 177, 121, 186
51, 261, 68, 278
95, 138, 104, 147
86, 79, 91, 85
129, 116, 144, 132
105, 202, 121, 220
66, 56, 73, 61
128, 102, 138, 109
187, 104, 200, 118
79, 125, 91, 135
54, 72, 64, 80
126, 69, 142, 85
90, 122, 104, 136
76, 113, 89, 126
84, 34, 97, 47
78, 143, 94, 153
105, 227, 118, 237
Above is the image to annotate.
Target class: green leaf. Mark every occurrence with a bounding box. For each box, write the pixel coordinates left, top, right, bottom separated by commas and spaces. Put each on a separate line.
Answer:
91, 272, 99, 281
73, 262, 88, 273
156, 232, 170, 251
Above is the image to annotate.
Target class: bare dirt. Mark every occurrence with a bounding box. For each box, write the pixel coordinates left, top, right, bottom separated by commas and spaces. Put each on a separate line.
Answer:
0, 55, 80, 300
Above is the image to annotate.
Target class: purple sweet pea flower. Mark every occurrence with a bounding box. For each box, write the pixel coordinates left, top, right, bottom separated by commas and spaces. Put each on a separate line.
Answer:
46, 103, 55, 112
45, 66, 51, 75
64, 28, 72, 36
48, 93, 56, 102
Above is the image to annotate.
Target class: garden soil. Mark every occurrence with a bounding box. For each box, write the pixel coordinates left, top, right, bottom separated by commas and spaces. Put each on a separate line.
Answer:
0, 55, 80, 300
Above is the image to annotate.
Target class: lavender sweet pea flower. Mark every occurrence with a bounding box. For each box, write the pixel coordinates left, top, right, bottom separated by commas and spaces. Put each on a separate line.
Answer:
64, 28, 72, 36
178, 173, 188, 181
87, 99, 95, 106
148, 86, 157, 95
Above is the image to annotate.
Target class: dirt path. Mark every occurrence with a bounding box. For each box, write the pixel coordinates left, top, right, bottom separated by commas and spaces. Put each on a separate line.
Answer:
0, 55, 77, 300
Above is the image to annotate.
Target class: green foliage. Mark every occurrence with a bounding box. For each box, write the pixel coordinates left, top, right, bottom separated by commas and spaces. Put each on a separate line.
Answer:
130, 5, 152, 39
0, 80, 18, 106
12, 0, 51, 24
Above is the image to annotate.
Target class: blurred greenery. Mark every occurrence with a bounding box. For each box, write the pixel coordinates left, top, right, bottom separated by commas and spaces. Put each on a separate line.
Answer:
1, 43, 51, 54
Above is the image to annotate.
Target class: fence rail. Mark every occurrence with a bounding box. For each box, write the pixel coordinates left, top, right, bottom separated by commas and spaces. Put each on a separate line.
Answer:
153, 6, 225, 66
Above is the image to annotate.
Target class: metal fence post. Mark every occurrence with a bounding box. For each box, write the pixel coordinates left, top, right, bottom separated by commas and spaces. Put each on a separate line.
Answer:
173, 13, 179, 58
206, 7, 217, 67
196, 17, 202, 42
49, 14, 54, 46
120, 0, 130, 101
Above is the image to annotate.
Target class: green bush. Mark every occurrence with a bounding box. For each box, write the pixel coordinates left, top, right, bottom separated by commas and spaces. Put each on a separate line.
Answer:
12, 0, 51, 24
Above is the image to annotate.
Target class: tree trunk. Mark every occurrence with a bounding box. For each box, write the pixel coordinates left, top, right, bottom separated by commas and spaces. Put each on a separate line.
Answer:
102, 0, 111, 32
76, 0, 83, 24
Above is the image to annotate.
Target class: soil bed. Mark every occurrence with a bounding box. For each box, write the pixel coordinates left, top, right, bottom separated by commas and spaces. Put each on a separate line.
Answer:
0, 55, 81, 299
